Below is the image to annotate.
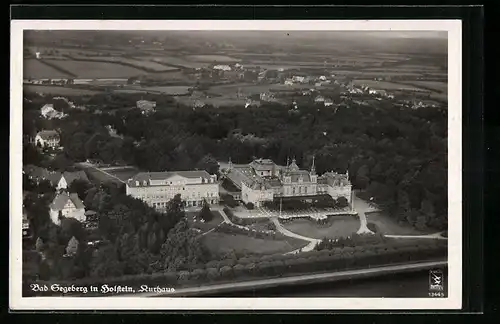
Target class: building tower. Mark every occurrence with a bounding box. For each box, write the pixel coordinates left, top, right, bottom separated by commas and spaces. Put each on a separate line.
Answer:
310, 155, 318, 185
228, 157, 233, 171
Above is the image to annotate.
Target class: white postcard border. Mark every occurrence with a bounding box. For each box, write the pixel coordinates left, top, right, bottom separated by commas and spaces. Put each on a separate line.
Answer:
10, 19, 462, 310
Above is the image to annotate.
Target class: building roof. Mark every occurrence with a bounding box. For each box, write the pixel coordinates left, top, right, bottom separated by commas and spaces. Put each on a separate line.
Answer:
249, 158, 277, 171
322, 172, 351, 186
36, 130, 60, 141
283, 170, 312, 183
62, 171, 89, 186
23, 165, 62, 184
50, 191, 85, 211
127, 170, 214, 187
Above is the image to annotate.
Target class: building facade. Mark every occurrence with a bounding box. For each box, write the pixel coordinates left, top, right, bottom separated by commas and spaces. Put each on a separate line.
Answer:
35, 130, 60, 148
126, 171, 219, 210
136, 100, 156, 114
49, 191, 86, 226
222, 158, 352, 207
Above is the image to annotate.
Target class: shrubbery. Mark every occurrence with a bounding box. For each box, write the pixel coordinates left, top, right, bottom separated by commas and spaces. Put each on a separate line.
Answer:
214, 223, 284, 240
34, 238, 447, 296
223, 207, 269, 226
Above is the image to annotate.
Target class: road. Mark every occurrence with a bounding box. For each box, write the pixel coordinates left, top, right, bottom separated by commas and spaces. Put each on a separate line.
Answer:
125, 260, 447, 298
351, 193, 376, 235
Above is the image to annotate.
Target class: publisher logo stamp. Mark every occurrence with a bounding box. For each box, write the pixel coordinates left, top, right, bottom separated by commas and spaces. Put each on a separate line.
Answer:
429, 269, 444, 292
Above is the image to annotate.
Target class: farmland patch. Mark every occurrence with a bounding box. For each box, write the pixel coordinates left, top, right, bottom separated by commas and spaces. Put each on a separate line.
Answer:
24, 59, 73, 79
44, 60, 146, 78
23, 85, 103, 96
185, 55, 241, 63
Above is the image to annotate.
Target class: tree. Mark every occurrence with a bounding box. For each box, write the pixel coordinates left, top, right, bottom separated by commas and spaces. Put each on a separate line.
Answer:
90, 244, 123, 278
246, 202, 255, 210
198, 200, 214, 222
65, 236, 79, 256
68, 179, 92, 201
196, 154, 219, 175
355, 164, 370, 189
35, 237, 45, 252
336, 196, 349, 208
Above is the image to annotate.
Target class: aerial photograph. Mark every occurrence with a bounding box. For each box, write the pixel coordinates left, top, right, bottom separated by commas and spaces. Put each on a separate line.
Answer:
21, 29, 448, 298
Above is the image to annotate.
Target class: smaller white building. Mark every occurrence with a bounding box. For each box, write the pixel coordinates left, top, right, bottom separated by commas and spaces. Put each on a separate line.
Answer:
292, 76, 305, 83
324, 99, 334, 107
314, 96, 325, 103
213, 65, 232, 71
284, 79, 294, 86
49, 191, 86, 226
35, 130, 60, 148
137, 100, 156, 114
40, 104, 55, 117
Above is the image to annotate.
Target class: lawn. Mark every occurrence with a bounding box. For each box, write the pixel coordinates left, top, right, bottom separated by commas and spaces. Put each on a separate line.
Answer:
136, 56, 208, 69
139, 85, 192, 95
24, 85, 102, 96
45, 60, 147, 78
186, 211, 224, 232
185, 55, 241, 63
201, 232, 307, 255
403, 81, 448, 93
351, 80, 430, 92
103, 167, 140, 182
281, 216, 360, 240
69, 56, 179, 72
24, 59, 73, 79
365, 212, 431, 235
80, 166, 125, 185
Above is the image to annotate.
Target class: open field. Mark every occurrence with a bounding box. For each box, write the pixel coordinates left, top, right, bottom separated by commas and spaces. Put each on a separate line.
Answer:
207, 82, 312, 97
138, 85, 193, 95
281, 216, 360, 240
186, 211, 224, 232
135, 56, 208, 69
24, 85, 103, 96
365, 212, 431, 236
78, 165, 125, 185
186, 55, 241, 63
24, 59, 73, 79
202, 232, 308, 255
103, 167, 140, 182
401, 81, 447, 93
351, 80, 431, 92
333, 70, 425, 77
44, 60, 146, 78
68, 55, 179, 72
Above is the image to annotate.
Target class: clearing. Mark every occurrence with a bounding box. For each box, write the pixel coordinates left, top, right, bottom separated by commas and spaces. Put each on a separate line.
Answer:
186, 211, 224, 232
24, 85, 102, 96
365, 212, 433, 236
351, 80, 430, 92
185, 55, 241, 63
138, 85, 192, 95
201, 232, 307, 255
24, 59, 73, 79
45, 60, 146, 78
102, 167, 140, 182
135, 56, 208, 69
281, 216, 360, 240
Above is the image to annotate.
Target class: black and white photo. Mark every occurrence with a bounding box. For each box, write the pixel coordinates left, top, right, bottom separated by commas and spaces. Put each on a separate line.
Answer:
10, 19, 462, 310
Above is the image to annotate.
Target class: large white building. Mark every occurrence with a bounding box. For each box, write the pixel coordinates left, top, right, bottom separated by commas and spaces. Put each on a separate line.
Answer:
126, 170, 219, 210
222, 158, 352, 207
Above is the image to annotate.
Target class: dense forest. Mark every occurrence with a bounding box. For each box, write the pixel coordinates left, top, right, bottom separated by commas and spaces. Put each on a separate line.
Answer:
23, 90, 447, 234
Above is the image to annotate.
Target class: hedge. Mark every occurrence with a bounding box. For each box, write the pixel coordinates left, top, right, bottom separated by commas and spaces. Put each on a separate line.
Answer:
214, 222, 286, 241
223, 207, 269, 225
32, 239, 447, 296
